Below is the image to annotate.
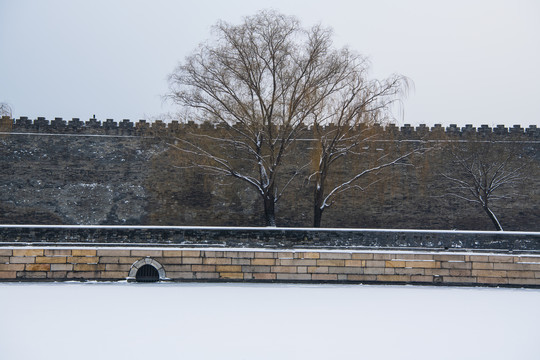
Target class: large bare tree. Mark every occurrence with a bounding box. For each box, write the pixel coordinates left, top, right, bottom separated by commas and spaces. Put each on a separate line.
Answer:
169, 10, 391, 226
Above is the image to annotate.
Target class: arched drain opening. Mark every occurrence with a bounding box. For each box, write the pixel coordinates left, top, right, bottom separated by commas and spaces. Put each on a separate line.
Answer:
128, 258, 167, 282
135, 264, 160, 283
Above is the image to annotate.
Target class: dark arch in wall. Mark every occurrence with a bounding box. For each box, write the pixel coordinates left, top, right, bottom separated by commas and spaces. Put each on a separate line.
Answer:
135, 264, 160, 282
128, 258, 166, 282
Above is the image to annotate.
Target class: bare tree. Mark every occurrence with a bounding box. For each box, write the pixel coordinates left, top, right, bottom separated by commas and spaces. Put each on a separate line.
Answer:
168, 11, 382, 226
0, 103, 11, 117
307, 68, 416, 227
0, 103, 12, 132
439, 137, 530, 231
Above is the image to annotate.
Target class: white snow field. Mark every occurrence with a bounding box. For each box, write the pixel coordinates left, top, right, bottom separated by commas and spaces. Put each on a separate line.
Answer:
1, 283, 539, 360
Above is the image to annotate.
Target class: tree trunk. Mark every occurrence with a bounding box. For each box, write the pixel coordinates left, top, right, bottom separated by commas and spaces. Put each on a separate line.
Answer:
263, 195, 276, 227
313, 180, 325, 228
313, 205, 323, 228
483, 206, 503, 231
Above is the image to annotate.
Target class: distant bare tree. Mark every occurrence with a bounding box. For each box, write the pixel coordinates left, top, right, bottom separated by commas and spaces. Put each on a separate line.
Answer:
439, 137, 530, 231
168, 10, 394, 226
0, 103, 11, 117
0, 103, 12, 132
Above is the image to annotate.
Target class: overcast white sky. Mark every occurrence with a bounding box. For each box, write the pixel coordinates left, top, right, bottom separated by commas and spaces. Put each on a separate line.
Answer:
1, 0, 539, 127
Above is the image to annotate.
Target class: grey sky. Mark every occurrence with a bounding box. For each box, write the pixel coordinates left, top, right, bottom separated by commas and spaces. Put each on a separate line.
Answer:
1, 0, 539, 127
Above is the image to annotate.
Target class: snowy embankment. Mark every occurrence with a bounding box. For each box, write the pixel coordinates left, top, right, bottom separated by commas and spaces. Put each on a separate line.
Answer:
1, 282, 538, 360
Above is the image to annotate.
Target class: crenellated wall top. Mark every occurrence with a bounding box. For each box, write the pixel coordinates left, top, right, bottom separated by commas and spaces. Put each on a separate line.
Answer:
0, 116, 538, 139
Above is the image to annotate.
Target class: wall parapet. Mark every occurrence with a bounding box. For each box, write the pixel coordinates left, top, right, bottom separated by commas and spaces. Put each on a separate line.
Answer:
1, 116, 538, 139
1, 226, 539, 252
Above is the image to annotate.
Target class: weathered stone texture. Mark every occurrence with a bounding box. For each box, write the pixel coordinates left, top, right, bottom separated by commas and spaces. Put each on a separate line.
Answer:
36, 256, 66, 263
1, 121, 538, 230
10, 257, 36, 264
26, 264, 50, 271
13, 249, 43, 256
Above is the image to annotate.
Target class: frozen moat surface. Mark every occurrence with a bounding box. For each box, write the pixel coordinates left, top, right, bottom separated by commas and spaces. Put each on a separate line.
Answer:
1, 282, 539, 360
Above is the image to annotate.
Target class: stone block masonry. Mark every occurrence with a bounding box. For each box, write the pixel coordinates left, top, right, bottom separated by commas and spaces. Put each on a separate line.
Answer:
1, 117, 539, 231
1, 246, 540, 287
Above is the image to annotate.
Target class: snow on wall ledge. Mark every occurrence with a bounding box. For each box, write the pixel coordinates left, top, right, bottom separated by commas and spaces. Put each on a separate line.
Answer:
1, 246, 540, 287
1, 225, 539, 251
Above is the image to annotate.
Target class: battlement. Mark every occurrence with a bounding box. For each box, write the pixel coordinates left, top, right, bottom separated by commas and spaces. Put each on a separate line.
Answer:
1, 116, 538, 139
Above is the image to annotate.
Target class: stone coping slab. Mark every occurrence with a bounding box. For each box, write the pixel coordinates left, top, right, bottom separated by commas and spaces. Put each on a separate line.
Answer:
0, 225, 539, 252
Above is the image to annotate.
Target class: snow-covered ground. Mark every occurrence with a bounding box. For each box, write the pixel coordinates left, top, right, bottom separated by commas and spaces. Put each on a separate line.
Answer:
1, 283, 539, 360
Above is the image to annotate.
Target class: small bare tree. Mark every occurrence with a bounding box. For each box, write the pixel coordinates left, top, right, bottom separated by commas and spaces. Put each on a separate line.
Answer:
168, 11, 387, 226
0, 103, 12, 132
0, 103, 11, 117
439, 137, 530, 231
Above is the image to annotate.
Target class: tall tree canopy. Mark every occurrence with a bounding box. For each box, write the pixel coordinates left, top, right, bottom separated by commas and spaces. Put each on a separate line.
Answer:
168, 10, 408, 226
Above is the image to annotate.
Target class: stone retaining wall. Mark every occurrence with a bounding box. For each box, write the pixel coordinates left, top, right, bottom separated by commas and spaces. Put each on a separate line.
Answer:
2, 246, 539, 287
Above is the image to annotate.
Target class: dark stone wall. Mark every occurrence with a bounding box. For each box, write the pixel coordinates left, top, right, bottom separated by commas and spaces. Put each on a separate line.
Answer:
0, 117, 538, 230
0, 132, 153, 224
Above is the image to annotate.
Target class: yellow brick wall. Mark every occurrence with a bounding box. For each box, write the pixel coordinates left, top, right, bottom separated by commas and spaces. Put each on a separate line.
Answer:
0, 247, 539, 287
